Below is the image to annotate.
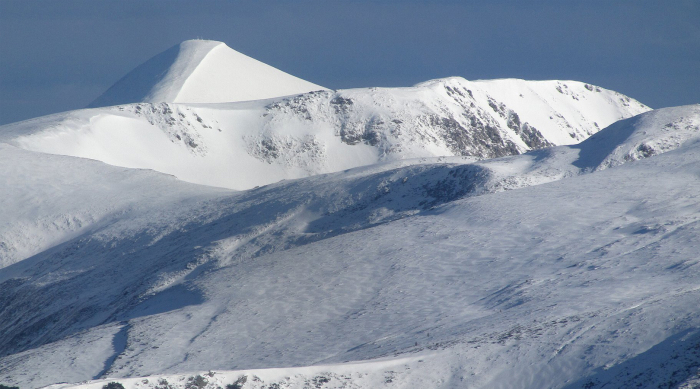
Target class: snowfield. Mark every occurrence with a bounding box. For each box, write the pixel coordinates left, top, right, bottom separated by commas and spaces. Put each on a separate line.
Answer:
1, 104, 700, 389
2, 39, 699, 389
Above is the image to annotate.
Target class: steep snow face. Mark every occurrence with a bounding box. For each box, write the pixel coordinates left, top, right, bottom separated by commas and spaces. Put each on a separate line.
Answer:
461, 78, 647, 144
4, 78, 649, 190
2, 105, 700, 389
87, 40, 327, 108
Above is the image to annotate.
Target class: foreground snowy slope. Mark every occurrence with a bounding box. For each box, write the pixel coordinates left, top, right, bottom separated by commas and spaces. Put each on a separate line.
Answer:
2, 76, 648, 190
1, 105, 700, 388
87, 40, 327, 108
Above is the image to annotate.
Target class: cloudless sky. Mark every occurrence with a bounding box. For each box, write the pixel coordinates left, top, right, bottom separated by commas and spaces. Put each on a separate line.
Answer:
1, 0, 698, 125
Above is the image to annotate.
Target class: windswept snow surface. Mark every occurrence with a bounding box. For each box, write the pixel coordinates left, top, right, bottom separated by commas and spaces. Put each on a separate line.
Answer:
87, 40, 327, 108
3, 77, 648, 190
2, 105, 700, 388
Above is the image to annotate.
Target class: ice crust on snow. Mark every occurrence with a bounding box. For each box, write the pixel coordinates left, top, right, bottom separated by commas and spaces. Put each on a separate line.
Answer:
87, 40, 327, 108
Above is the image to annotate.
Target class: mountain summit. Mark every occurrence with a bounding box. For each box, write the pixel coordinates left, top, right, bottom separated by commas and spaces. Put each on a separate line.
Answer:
88, 40, 327, 108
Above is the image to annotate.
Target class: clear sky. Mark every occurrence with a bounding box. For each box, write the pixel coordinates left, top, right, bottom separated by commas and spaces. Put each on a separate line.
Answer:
1, 1, 698, 125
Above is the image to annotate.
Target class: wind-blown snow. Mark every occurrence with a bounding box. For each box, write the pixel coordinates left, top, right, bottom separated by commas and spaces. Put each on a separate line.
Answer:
2, 105, 700, 389
87, 40, 327, 108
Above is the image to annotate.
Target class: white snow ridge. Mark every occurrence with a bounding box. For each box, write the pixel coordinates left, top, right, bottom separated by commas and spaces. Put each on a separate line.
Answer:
3, 39, 700, 389
4, 62, 647, 190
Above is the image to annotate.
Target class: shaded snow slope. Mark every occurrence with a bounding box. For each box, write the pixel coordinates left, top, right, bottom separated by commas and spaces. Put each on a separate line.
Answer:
2, 105, 700, 389
87, 40, 327, 108
0, 144, 228, 271
3, 78, 649, 190
574, 104, 700, 170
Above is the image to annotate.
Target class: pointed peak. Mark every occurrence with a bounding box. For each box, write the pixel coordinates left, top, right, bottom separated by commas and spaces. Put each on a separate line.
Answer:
181, 39, 224, 44
177, 39, 226, 50
88, 40, 327, 108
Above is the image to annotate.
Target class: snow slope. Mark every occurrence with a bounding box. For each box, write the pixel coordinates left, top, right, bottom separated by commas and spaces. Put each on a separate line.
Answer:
2, 105, 700, 388
2, 77, 649, 190
87, 40, 327, 108
462, 104, 700, 192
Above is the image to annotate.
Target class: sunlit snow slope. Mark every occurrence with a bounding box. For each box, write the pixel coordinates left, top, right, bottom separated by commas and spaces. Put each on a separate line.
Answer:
87, 40, 327, 108
2, 77, 648, 190
1, 105, 700, 389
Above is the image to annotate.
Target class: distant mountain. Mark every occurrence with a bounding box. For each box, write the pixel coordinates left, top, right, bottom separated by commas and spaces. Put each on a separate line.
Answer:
8, 39, 699, 389
87, 40, 327, 108
1, 104, 700, 389
3, 75, 649, 190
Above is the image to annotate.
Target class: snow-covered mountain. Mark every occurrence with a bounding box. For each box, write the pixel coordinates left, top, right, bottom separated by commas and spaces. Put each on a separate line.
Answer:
2, 72, 648, 190
5, 38, 699, 389
2, 103, 700, 389
87, 40, 327, 108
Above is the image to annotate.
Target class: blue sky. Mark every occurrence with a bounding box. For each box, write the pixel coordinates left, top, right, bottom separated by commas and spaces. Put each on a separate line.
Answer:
1, 1, 698, 125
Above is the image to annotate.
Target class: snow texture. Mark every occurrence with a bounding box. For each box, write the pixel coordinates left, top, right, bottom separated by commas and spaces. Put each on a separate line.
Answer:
2, 39, 695, 389
1, 104, 700, 389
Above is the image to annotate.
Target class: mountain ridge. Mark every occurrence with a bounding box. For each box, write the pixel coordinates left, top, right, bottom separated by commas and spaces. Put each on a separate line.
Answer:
4, 77, 649, 190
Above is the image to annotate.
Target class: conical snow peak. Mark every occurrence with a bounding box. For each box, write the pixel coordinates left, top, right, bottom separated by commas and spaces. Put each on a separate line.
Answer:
88, 40, 327, 108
